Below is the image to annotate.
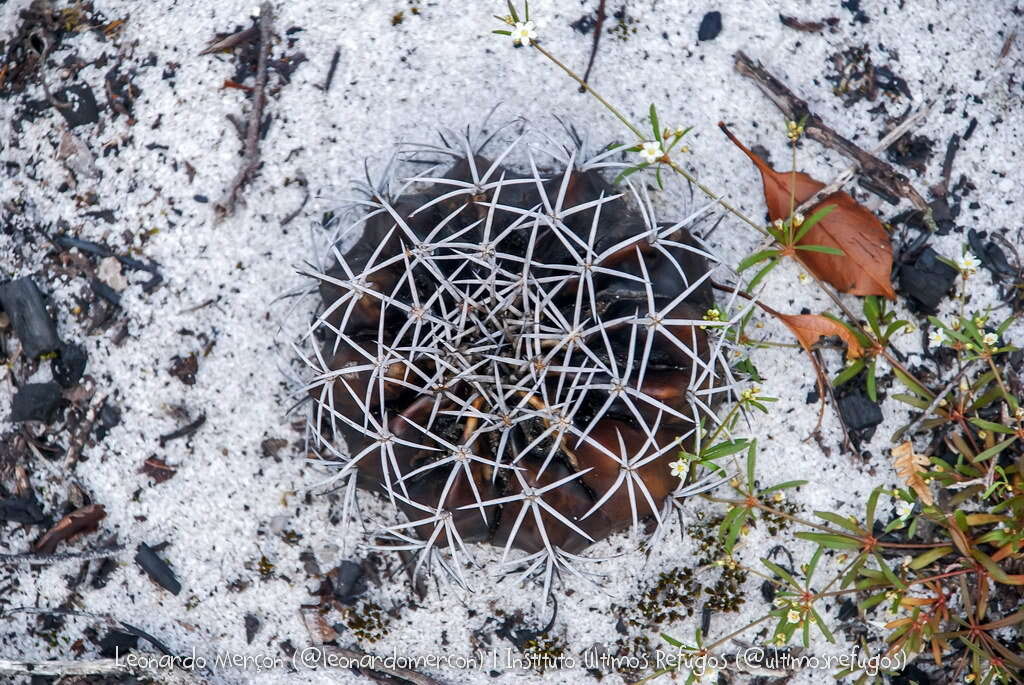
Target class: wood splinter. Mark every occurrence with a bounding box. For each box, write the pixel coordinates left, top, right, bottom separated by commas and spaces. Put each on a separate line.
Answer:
216, 1, 273, 221
733, 50, 937, 231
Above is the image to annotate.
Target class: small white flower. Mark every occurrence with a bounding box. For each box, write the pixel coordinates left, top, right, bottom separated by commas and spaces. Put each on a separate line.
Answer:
638, 141, 663, 164
786, 609, 801, 624
928, 329, 945, 347
956, 252, 981, 274
895, 500, 913, 519
669, 458, 688, 478
510, 20, 537, 46
982, 332, 998, 347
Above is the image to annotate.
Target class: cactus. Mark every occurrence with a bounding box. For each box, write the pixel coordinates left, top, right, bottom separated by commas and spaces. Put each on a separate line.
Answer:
299, 125, 740, 590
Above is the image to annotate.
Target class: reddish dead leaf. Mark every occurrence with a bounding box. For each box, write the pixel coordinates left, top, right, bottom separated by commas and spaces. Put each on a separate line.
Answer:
757, 301, 863, 360
773, 312, 864, 360
892, 441, 934, 506
140, 456, 178, 484
33, 504, 106, 554
721, 124, 895, 299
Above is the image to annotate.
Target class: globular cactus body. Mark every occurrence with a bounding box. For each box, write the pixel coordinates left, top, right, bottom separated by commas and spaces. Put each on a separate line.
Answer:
303, 132, 735, 579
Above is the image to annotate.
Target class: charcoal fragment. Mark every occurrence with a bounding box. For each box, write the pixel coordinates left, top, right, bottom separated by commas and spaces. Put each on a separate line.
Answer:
838, 392, 882, 442
135, 542, 182, 595
52, 342, 87, 388
837, 598, 857, 620
897, 246, 957, 312
54, 84, 100, 128
169, 354, 198, 385
96, 401, 122, 441
99, 630, 138, 658
697, 11, 722, 40
9, 382, 62, 424
968, 229, 1017, 281
0, 496, 45, 524
0, 277, 60, 358
244, 614, 260, 644
329, 561, 366, 605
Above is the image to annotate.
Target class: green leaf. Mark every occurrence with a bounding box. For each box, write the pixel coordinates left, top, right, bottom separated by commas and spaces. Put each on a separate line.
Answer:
745, 440, 757, 489
872, 553, 906, 590
737, 249, 781, 272
893, 366, 931, 400
613, 163, 648, 184
908, 545, 953, 570
832, 359, 866, 387
748, 259, 779, 290
492, 29, 512, 35
794, 244, 844, 255
660, 633, 683, 648
795, 532, 862, 550
968, 418, 1016, 435
814, 511, 863, 533
793, 204, 836, 243
866, 487, 883, 529
701, 439, 750, 461
760, 480, 808, 494
805, 545, 825, 579
762, 559, 800, 587
975, 437, 1017, 462
866, 359, 878, 403
649, 103, 661, 143
863, 296, 881, 332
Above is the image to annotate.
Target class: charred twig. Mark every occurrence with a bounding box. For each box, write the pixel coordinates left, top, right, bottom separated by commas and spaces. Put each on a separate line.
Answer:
216, 2, 273, 220
793, 102, 932, 219
580, 0, 607, 90
0, 544, 125, 565
158, 413, 207, 447
733, 51, 935, 229
320, 47, 341, 92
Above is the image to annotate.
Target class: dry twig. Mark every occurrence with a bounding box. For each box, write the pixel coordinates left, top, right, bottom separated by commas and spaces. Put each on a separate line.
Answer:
216, 1, 273, 219
733, 51, 936, 230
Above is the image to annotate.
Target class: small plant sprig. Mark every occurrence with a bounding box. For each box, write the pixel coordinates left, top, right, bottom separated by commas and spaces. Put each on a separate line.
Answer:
830, 295, 913, 402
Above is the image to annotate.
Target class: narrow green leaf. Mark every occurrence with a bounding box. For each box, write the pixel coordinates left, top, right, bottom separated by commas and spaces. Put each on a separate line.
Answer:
795, 532, 862, 550
793, 204, 836, 243
794, 244, 845, 255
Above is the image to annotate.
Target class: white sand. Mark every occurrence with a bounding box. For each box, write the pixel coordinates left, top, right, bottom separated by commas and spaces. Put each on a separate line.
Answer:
1, 0, 1021, 683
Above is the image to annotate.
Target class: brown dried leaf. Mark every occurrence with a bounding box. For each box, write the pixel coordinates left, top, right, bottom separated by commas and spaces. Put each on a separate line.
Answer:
140, 456, 177, 484
33, 504, 106, 554
892, 441, 934, 505
723, 126, 895, 299
756, 301, 863, 360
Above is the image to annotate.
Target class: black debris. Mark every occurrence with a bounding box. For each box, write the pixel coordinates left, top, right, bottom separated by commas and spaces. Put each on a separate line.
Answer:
898, 246, 958, 312
158, 413, 206, 447
95, 401, 122, 441
9, 382, 63, 424
99, 630, 138, 658
0, 277, 60, 358
169, 354, 198, 385
968, 229, 1017, 282
245, 614, 261, 644
697, 11, 722, 41
0, 496, 46, 524
329, 561, 367, 605
92, 556, 118, 589
52, 342, 88, 388
54, 83, 100, 128
135, 542, 182, 595
838, 392, 883, 443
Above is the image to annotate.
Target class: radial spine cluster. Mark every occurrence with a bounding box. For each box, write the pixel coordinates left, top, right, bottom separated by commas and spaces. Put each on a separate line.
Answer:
299, 126, 741, 589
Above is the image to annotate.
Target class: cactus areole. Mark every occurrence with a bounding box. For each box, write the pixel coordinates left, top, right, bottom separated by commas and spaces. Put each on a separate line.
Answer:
305, 136, 733, 576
